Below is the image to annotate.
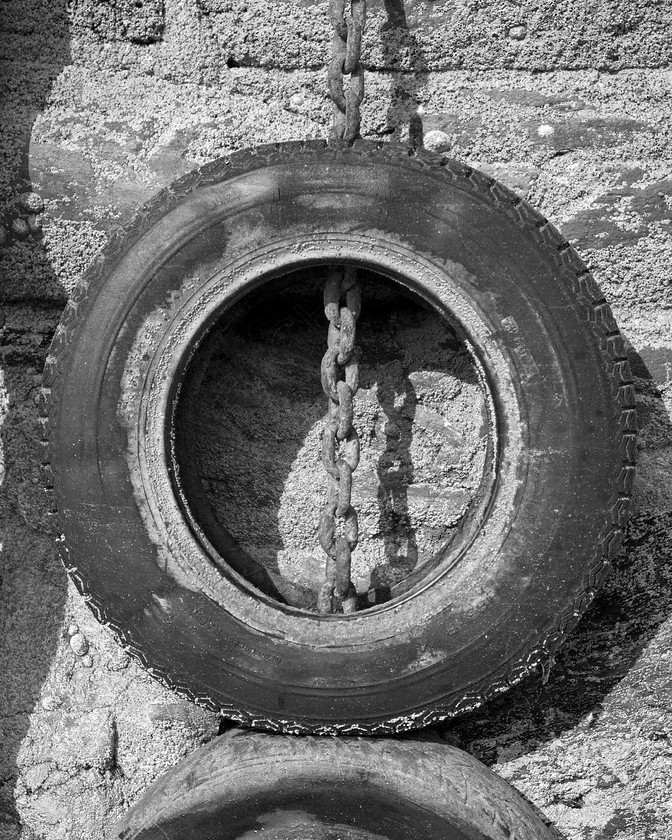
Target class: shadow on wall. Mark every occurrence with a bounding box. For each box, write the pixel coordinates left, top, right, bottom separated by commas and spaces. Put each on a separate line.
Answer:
380, 0, 428, 148
0, 1, 71, 834
373, 0, 672, 793
434, 347, 672, 777
376, 5, 672, 817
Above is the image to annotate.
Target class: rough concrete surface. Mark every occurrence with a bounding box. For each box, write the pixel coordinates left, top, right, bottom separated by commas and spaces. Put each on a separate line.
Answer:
177, 279, 488, 602
0, 0, 671, 837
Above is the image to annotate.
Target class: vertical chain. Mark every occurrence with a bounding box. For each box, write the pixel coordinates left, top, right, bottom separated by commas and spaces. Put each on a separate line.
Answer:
327, 0, 366, 144
320, 0, 365, 610
317, 267, 361, 614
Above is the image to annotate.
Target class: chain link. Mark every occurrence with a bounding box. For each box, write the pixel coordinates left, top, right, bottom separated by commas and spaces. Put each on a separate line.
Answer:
328, 0, 366, 144
320, 1, 365, 609
318, 267, 361, 613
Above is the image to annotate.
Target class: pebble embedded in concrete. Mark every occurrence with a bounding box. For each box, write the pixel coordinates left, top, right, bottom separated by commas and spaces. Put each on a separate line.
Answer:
69, 633, 89, 656
12, 218, 30, 238
289, 92, 305, 110
19, 192, 45, 214
508, 25, 527, 40
106, 652, 131, 671
423, 129, 452, 152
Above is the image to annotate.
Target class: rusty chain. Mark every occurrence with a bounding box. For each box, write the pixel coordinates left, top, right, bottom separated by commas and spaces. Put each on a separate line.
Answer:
328, 0, 366, 144
318, 0, 365, 612
317, 266, 362, 613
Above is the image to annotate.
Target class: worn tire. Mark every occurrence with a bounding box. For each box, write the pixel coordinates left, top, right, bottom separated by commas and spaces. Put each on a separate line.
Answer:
112, 730, 556, 840
42, 140, 635, 734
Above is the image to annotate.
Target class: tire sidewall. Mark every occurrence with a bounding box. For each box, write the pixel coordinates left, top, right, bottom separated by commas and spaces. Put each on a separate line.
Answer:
113, 732, 557, 840
51, 141, 628, 730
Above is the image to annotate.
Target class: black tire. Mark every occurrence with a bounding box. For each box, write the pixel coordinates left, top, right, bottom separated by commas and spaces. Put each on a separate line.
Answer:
112, 730, 557, 840
42, 140, 635, 734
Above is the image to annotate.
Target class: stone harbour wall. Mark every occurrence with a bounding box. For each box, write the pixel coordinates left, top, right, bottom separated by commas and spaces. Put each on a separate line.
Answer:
0, 0, 671, 837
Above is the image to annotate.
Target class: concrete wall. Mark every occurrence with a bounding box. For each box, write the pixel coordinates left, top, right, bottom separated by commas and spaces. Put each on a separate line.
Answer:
1, 1, 671, 837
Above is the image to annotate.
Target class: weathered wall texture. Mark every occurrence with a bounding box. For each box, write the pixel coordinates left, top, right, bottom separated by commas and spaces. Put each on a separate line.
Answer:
0, 0, 671, 838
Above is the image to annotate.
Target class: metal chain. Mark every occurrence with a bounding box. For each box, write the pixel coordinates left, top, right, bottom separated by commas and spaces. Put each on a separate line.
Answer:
319, 1, 365, 611
327, 0, 366, 144
318, 266, 362, 613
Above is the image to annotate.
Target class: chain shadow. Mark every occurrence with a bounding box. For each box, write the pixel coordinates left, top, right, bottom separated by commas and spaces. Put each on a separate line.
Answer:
0, 1, 71, 834
359, 294, 486, 607
371, 376, 418, 596
379, 0, 428, 148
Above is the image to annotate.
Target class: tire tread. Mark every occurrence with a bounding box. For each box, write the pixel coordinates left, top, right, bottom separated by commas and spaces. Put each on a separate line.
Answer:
42, 140, 635, 734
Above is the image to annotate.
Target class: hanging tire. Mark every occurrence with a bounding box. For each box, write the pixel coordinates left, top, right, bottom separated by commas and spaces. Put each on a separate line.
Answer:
42, 140, 635, 734
112, 730, 556, 840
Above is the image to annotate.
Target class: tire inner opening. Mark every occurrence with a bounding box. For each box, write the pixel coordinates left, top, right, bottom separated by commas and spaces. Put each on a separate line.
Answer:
160, 783, 476, 840
172, 266, 493, 613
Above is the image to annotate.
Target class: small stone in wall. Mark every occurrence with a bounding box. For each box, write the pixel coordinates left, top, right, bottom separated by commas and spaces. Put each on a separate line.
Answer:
11, 218, 30, 238
106, 651, 131, 671
22, 762, 55, 793
289, 92, 306, 111
69, 633, 89, 656
509, 25, 527, 40
19, 192, 45, 214
423, 130, 452, 153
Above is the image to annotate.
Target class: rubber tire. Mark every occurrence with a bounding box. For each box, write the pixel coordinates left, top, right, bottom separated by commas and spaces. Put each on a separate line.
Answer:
112, 730, 557, 840
42, 140, 635, 734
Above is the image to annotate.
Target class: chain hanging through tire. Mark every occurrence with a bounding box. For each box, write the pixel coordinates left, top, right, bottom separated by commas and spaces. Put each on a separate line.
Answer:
43, 0, 634, 730
317, 0, 367, 613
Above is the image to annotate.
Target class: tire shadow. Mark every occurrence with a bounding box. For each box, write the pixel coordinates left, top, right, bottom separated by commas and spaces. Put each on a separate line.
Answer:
434, 346, 672, 775
0, 1, 71, 834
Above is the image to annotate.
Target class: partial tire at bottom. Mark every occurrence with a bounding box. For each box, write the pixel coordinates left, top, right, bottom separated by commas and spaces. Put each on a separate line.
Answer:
43, 140, 635, 734
113, 731, 556, 840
